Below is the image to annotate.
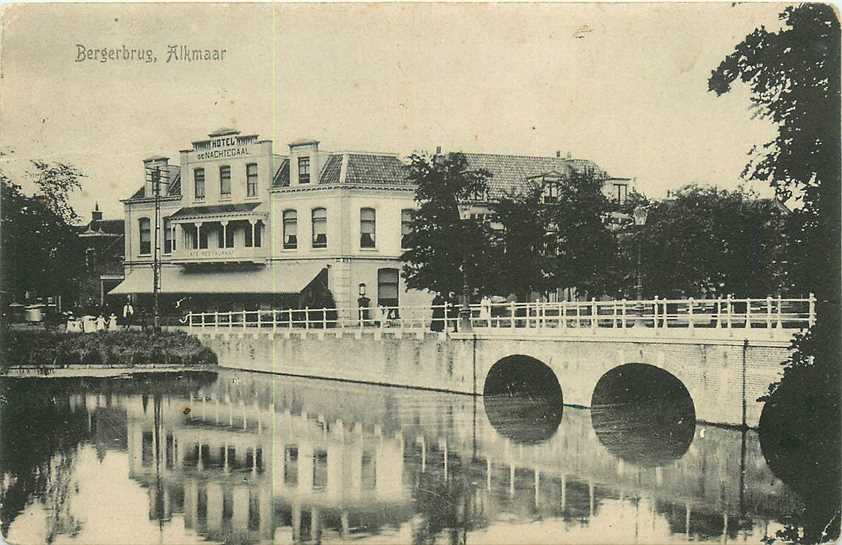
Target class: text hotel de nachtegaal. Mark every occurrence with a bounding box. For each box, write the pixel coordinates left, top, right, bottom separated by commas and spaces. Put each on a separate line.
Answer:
110, 128, 633, 314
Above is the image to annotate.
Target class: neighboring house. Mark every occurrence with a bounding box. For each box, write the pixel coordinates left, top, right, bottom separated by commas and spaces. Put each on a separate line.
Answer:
110, 128, 632, 315
77, 203, 125, 312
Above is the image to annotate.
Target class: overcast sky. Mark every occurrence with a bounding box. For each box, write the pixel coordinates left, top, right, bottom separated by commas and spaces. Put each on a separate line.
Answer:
1, 2, 790, 221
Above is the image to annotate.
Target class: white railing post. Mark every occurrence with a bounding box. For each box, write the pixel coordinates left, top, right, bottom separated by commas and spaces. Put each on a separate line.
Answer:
289, 309, 294, 329
510, 302, 515, 330
188, 312, 194, 328
305, 307, 310, 331
776, 295, 783, 329
653, 296, 659, 329
688, 298, 695, 330
745, 299, 752, 329
229, 311, 233, 329
443, 304, 449, 332
726, 294, 732, 329
323, 308, 328, 329
715, 298, 722, 328
242, 310, 247, 329
766, 297, 773, 330
214, 310, 219, 330
560, 301, 566, 329
612, 302, 618, 328
575, 302, 581, 328
808, 293, 816, 327
272, 310, 277, 332
591, 298, 597, 332
621, 299, 627, 328
257, 310, 262, 329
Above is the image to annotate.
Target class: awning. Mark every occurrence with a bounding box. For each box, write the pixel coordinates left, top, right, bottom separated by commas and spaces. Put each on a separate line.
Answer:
168, 202, 264, 222
109, 262, 325, 295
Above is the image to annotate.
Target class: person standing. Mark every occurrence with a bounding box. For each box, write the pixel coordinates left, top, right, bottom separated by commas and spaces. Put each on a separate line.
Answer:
430, 293, 445, 332
122, 299, 135, 330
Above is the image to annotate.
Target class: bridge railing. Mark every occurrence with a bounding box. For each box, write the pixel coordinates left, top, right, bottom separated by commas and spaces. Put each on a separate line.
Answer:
182, 294, 815, 335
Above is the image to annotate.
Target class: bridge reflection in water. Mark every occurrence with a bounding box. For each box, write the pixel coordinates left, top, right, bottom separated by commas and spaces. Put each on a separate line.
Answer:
1, 370, 803, 545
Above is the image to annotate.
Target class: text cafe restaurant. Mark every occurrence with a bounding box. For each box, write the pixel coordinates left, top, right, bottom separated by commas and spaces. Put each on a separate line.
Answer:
109, 128, 431, 316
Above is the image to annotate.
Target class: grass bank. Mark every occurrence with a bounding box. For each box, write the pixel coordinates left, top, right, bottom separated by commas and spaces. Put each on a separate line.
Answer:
0, 329, 217, 371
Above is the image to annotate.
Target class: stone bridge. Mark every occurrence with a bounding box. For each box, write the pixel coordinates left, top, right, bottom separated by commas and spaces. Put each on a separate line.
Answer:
188, 325, 794, 428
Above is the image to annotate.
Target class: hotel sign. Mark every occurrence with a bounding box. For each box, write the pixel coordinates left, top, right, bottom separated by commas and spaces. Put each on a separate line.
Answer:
196, 136, 250, 161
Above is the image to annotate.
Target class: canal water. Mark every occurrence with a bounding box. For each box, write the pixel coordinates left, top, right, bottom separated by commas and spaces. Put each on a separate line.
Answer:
0, 370, 810, 544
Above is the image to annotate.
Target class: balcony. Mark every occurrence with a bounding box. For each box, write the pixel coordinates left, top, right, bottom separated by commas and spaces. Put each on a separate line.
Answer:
169, 245, 267, 265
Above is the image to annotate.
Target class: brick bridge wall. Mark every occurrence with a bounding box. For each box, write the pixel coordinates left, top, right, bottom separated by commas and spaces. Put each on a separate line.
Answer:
190, 328, 793, 427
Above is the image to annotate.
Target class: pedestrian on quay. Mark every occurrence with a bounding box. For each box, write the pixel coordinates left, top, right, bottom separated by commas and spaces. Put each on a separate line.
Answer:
122, 298, 134, 330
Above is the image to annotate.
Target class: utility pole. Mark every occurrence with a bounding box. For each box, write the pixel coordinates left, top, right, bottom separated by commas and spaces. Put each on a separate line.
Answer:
151, 166, 162, 332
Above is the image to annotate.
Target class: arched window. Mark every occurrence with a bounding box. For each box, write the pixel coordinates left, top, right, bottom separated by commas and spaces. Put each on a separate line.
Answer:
401, 209, 414, 249
138, 218, 151, 255
312, 208, 327, 248
360, 208, 376, 248
283, 210, 298, 249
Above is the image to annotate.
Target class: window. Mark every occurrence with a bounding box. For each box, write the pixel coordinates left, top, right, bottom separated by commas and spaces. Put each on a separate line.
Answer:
284, 446, 298, 486
298, 157, 310, 184
361, 450, 377, 490
378, 268, 399, 308
164, 219, 174, 254
246, 163, 258, 197
139, 218, 151, 255
401, 209, 413, 249
194, 168, 205, 199
614, 183, 628, 205
312, 208, 327, 248
245, 221, 262, 248
283, 210, 298, 249
313, 449, 328, 490
199, 226, 208, 249
85, 247, 96, 270
542, 182, 559, 203
360, 208, 376, 248
219, 165, 231, 196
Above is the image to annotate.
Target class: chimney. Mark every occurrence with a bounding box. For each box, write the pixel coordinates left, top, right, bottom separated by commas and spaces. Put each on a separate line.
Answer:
556, 150, 561, 158
435, 146, 443, 155
91, 202, 103, 222
566, 151, 573, 160
143, 156, 170, 197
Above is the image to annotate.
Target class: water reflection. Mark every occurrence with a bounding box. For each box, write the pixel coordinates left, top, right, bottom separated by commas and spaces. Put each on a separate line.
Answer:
0, 370, 804, 545
591, 364, 696, 467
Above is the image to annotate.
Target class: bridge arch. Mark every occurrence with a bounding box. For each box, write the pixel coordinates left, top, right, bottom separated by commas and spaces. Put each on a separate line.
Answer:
590, 363, 696, 466
483, 354, 564, 443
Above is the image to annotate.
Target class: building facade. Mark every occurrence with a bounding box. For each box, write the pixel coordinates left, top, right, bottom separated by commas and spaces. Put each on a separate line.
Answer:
77, 203, 125, 312
111, 129, 633, 316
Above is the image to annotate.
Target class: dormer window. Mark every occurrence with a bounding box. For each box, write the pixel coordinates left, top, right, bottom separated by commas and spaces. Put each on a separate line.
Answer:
298, 157, 310, 184
542, 181, 560, 204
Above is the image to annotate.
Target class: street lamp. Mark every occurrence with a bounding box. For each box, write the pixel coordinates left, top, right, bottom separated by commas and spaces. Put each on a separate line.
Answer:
458, 208, 473, 333
632, 205, 649, 301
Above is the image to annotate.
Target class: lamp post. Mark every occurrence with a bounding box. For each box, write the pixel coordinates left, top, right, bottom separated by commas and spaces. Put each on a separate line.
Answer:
458, 208, 473, 333
632, 205, 649, 327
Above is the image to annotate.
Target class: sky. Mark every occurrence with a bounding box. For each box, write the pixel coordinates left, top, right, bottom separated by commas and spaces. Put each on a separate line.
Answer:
0, 2, 790, 222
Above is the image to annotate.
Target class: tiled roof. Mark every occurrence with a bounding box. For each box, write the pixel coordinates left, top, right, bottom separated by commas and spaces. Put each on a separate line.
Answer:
462, 153, 604, 198
319, 154, 343, 185
345, 153, 410, 186
168, 170, 181, 196
77, 219, 125, 236
273, 159, 290, 187
168, 202, 262, 220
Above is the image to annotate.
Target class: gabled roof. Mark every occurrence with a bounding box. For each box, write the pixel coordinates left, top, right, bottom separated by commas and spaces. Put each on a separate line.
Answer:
78, 218, 125, 237
462, 153, 604, 198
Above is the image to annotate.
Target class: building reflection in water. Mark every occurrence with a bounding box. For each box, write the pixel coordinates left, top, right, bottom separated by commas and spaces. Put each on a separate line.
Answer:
0, 370, 807, 545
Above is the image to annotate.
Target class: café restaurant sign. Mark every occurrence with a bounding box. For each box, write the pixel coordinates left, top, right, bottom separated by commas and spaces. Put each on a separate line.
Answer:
196, 136, 250, 161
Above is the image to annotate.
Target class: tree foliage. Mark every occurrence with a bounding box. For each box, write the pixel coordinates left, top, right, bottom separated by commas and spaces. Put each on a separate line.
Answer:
0, 172, 83, 302
27, 161, 85, 224
400, 152, 496, 297
636, 185, 787, 298
711, 6, 841, 543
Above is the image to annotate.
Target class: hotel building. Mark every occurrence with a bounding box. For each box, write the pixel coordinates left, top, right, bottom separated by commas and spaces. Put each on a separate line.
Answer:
110, 128, 632, 315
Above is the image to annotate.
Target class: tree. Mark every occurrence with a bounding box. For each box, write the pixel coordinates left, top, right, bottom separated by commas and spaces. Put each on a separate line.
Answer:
401, 152, 496, 298
27, 161, 85, 224
710, 6, 840, 543
635, 185, 787, 298
543, 169, 623, 297
488, 169, 624, 300
0, 174, 83, 303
